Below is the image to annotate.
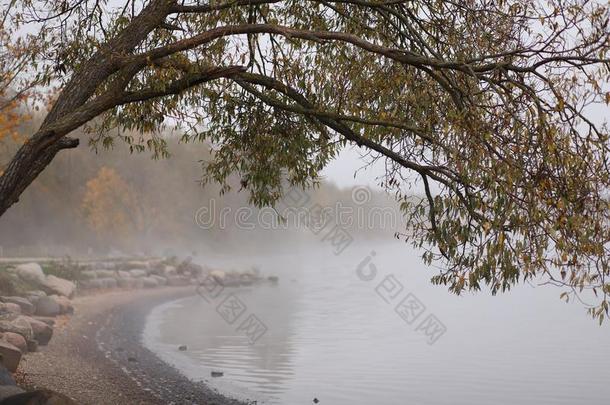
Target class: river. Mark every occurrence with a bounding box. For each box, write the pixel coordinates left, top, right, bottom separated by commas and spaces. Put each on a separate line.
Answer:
143, 240, 610, 404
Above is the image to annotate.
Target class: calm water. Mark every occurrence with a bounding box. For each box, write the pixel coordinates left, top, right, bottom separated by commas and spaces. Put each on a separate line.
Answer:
143, 241, 610, 404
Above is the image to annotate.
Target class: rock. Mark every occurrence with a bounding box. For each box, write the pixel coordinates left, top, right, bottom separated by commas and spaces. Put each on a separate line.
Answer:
1, 332, 26, 353
24, 290, 46, 306
0, 297, 34, 316
26, 290, 47, 298
116, 277, 135, 289
14, 263, 45, 284
0, 389, 77, 404
210, 270, 226, 284
50, 295, 73, 314
80, 271, 98, 280
101, 277, 118, 289
127, 261, 151, 269
142, 277, 158, 288
79, 279, 104, 289
239, 273, 255, 286
0, 386, 24, 401
92, 270, 117, 278
178, 345, 187, 351
32, 317, 55, 327
166, 276, 189, 287
42, 275, 76, 298
150, 275, 167, 286
0, 317, 32, 341
94, 262, 116, 270
222, 273, 241, 287
163, 266, 177, 277
0, 341, 21, 372
129, 269, 147, 278
35, 296, 61, 317
26, 339, 38, 353
22, 317, 53, 346
0, 364, 16, 385
0, 304, 20, 316
117, 270, 131, 278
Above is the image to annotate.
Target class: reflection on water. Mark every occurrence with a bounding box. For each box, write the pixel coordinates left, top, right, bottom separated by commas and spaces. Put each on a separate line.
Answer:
144, 241, 610, 404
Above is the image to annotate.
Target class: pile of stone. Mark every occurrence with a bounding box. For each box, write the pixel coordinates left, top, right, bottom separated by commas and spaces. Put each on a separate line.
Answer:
78, 258, 198, 291
0, 263, 74, 376
77, 258, 274, 291
0, 257, 277, 382
208, 268, 271, 287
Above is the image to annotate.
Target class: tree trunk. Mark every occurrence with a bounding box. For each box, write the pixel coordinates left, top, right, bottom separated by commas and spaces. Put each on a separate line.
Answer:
0, 0, 174, 217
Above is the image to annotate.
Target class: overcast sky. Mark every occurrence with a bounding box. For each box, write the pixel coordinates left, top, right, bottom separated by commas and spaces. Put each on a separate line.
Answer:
321, 147, 385, 189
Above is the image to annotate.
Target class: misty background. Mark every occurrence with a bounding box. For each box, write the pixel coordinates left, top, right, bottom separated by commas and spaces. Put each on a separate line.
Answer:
0, 114, 401, 258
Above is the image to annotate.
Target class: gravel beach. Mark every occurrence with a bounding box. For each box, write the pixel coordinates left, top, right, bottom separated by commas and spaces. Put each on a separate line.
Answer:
19, 287, 251, 405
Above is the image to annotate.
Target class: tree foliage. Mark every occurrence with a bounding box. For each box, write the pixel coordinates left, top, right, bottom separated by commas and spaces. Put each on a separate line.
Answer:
1, 0, 609, 319
81, 166, 141, 242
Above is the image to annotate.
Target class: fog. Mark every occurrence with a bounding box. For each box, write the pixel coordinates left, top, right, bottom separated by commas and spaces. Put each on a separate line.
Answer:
1, 116, 609, 405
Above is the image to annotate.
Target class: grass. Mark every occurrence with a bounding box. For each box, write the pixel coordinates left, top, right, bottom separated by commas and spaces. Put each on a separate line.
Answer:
40, 258, 87, 281
0, 268, 42, 296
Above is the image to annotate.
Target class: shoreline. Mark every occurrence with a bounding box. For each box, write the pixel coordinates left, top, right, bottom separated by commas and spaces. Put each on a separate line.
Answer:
19, 287, 252, 405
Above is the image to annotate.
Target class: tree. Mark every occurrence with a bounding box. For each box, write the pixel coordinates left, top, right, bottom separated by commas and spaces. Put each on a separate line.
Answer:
81, 166, 141, 245
1, 1, 609, 319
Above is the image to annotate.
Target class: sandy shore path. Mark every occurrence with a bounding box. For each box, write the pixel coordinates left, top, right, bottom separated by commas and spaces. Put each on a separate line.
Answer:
19, 287, 249, 405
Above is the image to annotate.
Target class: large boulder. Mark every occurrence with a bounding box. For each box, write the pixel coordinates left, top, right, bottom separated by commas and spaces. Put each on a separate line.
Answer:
0, 304, 20, 316
14, 263, 45, 284
116, 277, 135, 289
26, 290, 46, 298
142, 277, 159, 288
151, 275, 167, 286
210, 270, 226, 284
79, 279, 104, 289
21, 317, 53, 346
117, 270, 131, 278
239, 273, 256, 286
32, 317, 55, 327
0, 317, 32, 341
50, 295, 73, 314
80, 270, 98, 280
163, 265, 177, 277
0, 386, 24, 401
92, 270, 117, 278
167, 276, 189, 287
129, 269, 147, 278
0, 341, 21, 372
0, 389, 78, 404
42, 275, 75, 298
35, 296, 61, 317
23, 291, 46, 306
98, 278, 117, 289
127, 261, 150, 269
0, 364, 15, 385
0, 297, 34, 316
1, 332, 27, 353
26, 339, 38, 353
